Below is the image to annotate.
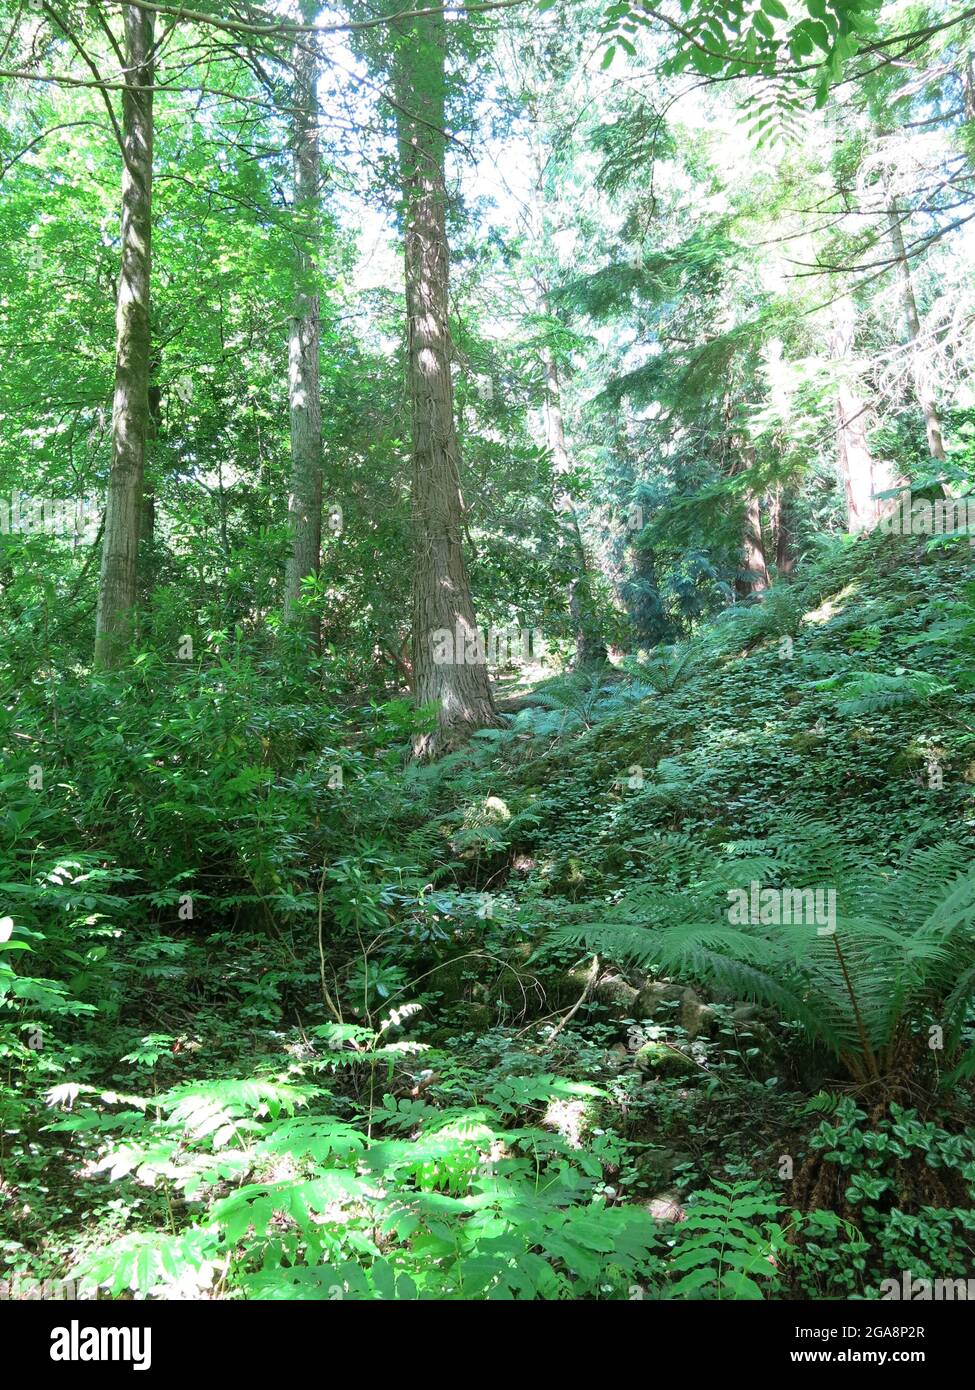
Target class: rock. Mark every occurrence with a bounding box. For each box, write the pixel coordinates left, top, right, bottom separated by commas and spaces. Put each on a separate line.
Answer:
554, 964, 596, 1008
680, 985, 716, 1039
594, 975, 639, 1011
497, 967, 543, 1009
429, 957, 469, 1002
634, 1040, 698, 1077
607, 1042, 629, 1064
543, 1096, 602, 1149
634, 980, 682, 1019
452, 1001, 492, 1030
731, 1003, 760, 1026
644, 1191, 686, 1223
494, 692, 556, 714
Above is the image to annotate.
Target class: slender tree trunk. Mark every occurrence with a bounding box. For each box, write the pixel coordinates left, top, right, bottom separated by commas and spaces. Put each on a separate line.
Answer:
94, 5, 154, 667
735, 497, 769, 598
772, 486, 795, 579
520, 76, 606, 665
283, 9, 323, 639
732, 445, 769, 597
394, 13, 496, 758
140, 361, 160, 621
541, 345, 607, 666
829, 297, 895, 532
885, 198, 947, 464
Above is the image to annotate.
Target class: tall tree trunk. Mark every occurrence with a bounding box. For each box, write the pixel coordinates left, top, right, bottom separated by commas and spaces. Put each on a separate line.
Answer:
283, 9, 323, 638
140, 360, 160, 621
735, 497, 769, 598
94, 4, 154, 667
885, 196, 947, 464
771, 486, 795, 579
393, 13, 496, 758
541, 345, 607, 666
829, 297, 894, 532
732, 445, 769, 598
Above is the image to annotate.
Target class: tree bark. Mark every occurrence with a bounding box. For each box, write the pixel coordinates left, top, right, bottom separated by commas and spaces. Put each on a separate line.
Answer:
394, 12, 497, 758
885, 198, 947, 465
829, 297, 895, 532
541, 344, 607, 666
735, 494, 770, 598
140, 362, 161, 620
283, 9, 323, 639
518, 62, 607, 666
94, 4, 154, 667
771, 486, 795, 579
732, 445, 769, 598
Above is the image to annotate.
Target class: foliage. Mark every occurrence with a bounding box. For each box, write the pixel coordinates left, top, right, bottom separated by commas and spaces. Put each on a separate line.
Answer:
2, 0, 974, 1312
790, 1100, 975, 1294
550, 829, 975, 1086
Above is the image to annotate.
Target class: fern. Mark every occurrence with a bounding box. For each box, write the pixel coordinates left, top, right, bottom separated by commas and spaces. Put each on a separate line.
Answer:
550, 828, 975, 1086
633, 644, 702, 693
70, 1074, 663, 1301
812, 670, 954, 716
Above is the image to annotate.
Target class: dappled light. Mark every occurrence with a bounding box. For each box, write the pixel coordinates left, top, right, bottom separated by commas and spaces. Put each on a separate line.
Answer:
0, 0, 973, 1352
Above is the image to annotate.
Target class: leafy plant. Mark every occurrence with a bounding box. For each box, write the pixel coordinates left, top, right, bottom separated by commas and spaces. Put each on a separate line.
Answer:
795, 1100, 975, 1292
550, 829, 975, 1089
665, 1181, 788, 1300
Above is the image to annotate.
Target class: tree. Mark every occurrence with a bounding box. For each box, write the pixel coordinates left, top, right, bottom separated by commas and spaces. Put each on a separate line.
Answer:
283, 6, 324, 638
541, 342, 608, 664
503, 23, 609, 666
736, 485, 770, 597
94, 3, 155, 667
829, 296, 892, 533
392, 10, 497, 756
883, 173, 948, 467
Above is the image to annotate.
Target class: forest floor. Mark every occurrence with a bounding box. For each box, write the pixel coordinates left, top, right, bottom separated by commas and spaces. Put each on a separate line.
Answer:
3, 532, 975, 1300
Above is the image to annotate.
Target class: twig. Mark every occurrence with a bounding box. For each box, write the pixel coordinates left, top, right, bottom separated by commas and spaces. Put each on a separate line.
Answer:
547, 954, 600, 1041
317, 862, 343, 1024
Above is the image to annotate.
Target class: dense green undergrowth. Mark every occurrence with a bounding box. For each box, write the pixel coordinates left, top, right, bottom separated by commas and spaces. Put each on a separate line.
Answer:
2, 533, 974, 1299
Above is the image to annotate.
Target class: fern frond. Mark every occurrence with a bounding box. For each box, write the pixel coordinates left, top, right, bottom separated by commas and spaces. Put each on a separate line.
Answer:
547, 827, 975, 1080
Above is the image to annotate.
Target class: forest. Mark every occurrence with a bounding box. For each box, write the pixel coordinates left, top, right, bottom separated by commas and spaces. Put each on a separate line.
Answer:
1, 0, 975, 1337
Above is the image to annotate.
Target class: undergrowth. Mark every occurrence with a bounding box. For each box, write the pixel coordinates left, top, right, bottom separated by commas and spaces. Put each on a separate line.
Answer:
3, 534, 974, 1299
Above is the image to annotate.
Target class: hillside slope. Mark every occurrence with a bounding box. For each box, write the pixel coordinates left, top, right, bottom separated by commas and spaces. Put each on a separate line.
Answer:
500, 532, 973, 893
4, 533, 974, 1302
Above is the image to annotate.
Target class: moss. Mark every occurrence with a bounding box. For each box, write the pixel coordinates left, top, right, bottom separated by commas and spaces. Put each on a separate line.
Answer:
634, 1041, 699, 1077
